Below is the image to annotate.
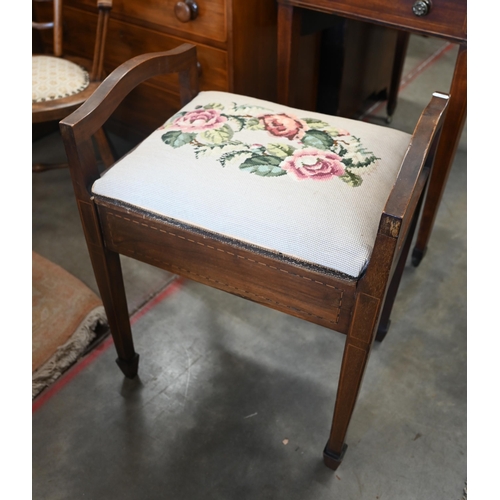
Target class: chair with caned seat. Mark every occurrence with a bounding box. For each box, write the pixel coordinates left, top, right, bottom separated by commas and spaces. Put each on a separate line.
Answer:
60, 44, 448, 470
32, 0, 114, 172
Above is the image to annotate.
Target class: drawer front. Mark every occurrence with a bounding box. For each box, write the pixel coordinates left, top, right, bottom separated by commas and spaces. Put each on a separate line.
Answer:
70, 0, 227, 43
286, 0, 466, 42
64, 7, 228, 94
97, 202, 356, 334
105, 17, 228, 93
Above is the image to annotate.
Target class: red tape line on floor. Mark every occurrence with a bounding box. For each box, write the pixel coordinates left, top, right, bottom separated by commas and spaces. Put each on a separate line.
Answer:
32, 277, 185, 413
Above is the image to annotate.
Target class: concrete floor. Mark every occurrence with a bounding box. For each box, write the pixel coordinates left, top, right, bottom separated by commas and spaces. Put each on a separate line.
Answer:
32, 34, 466, 499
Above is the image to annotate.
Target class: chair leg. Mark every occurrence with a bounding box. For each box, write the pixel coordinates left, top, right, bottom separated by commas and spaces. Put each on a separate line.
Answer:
324, 292, 380, 470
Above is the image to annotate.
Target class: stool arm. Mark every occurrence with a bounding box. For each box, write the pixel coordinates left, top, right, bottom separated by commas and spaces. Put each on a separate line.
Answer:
60, 44, 199, 202
380, 92, 449, 246
357, 92, 449, 304
61, 44, 198, 144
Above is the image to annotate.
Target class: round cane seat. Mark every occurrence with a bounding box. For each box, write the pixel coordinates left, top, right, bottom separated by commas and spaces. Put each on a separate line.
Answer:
32, 55, 90, 103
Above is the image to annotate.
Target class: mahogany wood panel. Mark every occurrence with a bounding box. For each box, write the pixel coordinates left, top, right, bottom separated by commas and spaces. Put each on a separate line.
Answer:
69, 0, 227, 45
96, 200, 356, 333
279, 0, 467, 42
62, 8, 228, 93
226, 0, 279, 102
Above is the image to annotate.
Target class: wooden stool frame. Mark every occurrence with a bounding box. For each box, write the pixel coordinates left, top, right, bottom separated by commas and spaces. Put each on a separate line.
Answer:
60, 44, 448, 470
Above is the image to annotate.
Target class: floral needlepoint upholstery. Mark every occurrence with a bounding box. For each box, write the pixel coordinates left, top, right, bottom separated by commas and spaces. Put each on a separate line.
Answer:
32, 55, 90, 103
92, 91, 412, 278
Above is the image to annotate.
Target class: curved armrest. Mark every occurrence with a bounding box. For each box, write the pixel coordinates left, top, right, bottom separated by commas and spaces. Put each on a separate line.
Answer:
60, 44, 199, 200
359, 92, 449, 298
379, 92, 449, 244
62, 44, 198, 141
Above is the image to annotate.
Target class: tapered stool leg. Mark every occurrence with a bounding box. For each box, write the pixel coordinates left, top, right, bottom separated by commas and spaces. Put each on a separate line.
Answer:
89, 245, 139, 378
324, 293, 380, 469
77, 199, 139, 379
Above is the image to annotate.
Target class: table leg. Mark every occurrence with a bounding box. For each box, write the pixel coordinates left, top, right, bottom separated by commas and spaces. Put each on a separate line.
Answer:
412, 43, 467, 266
386, 30, 410, 121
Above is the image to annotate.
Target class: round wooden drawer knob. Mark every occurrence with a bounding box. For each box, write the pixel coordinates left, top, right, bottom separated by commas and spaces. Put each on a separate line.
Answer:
174, 1, 199, 22
412, 0, 431, 16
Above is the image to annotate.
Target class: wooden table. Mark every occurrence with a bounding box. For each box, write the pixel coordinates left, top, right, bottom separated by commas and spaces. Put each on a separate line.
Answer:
277, 0, 467, 264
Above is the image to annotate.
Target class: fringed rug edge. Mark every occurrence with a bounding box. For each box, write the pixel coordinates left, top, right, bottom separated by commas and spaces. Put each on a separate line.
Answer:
32, 305, 108, 399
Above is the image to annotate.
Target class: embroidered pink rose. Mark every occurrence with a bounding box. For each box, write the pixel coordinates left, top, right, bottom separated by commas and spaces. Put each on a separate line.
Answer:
281, 148, 345, 181
334, 129, 350, 137
171, 109, 227, 132
260, 113, 307, 141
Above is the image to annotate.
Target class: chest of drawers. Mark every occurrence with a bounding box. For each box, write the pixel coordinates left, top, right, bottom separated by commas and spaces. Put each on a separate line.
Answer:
37, 0, 289, 140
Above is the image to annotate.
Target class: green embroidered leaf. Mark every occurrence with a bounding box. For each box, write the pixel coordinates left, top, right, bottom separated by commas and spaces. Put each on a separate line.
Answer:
219, 150, 251, 167
194, 141, 243, 159
227, 115, 246, 132
340, 170, 363, 187
333, 143, 349, 157
161, 130, 196, 148
324, 126, 349, 137
246, 117, 265, 131
231, 103, 272, 112
203, 103, 225, 110
193, 145, 212, 159
198, 124, 234, 145
301, 129, 334, 150
343, 154, 378, 168
250, 144, 267, 154
303, 118, 330, 129
266, 143, 295, 158
239, 155, 286, 177
341, 139, 380, 168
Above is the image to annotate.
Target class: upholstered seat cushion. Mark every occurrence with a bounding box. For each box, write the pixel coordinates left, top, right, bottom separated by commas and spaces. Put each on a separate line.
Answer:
92, 91, 411, 278
32, 55, 89, 103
